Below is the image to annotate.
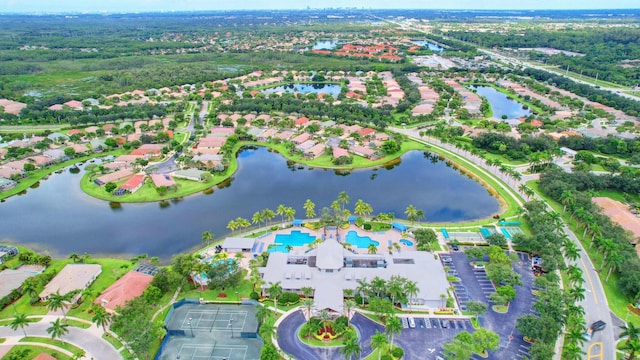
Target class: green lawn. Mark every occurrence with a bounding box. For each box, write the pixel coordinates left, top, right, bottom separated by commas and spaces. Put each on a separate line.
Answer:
1, 345, 73, 360
178, 277, 253, 302
20, 336, 84, 355
102, 333, 124, 350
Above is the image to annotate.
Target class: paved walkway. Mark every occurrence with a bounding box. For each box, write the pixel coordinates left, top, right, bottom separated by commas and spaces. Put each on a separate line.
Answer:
0, 315, 121, 360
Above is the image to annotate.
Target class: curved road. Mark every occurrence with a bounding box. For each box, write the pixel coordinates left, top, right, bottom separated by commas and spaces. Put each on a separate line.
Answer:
0, 316, 121, 359
277, 311, 383, 360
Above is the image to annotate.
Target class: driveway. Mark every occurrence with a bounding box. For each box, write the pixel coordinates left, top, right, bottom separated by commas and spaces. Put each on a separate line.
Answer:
277, 311, 383, 360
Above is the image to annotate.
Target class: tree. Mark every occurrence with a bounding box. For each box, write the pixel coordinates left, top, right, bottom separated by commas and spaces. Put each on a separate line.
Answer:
340, 336, 361, 360
370, 330, 389, 360
260, 343, 280, 360
47, 318, 69, 341
104, 182, 117, 193
466, 301, 488, 321
10, 313, 30, 337
255, 305, 270, 324
338, 191, 350, 212
472, 328, 500, 354
443, 338, 473, 360
404, 280, 419, 312
91, 306, 111, 332
276, 204, 287, 223
69, 253, 80, 263
201, 231, 214, 248
620, 322, 640, 346
344, 300, 357, 327
385, 316, 402, 350
465, 247, 485, 260
319, 309, 332, 332
354, 199, 373, 218
301, 298, 314, 321
304, 199, 316, 219
21, 278, 39, 298
623, 339, 640, 360
485, 233, 507, 247
267, 282, 282, 310
368, 243, 378, 254
47, 292, 71, 320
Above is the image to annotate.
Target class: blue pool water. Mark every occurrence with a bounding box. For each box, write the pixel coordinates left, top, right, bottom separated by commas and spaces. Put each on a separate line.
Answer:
269, 230, 317, 252
400, 239, 414, 246
345, 231, 380, 249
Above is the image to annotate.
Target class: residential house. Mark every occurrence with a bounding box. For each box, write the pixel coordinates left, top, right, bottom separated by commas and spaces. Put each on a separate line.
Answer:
305, 143, 326, 159
173, 169, 207, 182
291, 133, 311, 145
349, 145, 376, 159
150, 174, 176, 188
0, 177, 17, 191
0, 265, 44, 299
39, 264, 102, 303
94, 271, 154, 314
114, 173, 145, 196
94, 169, 134, 186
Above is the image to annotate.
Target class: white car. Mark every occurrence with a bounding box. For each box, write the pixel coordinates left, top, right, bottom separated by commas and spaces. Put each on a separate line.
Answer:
408, 317, 416, 328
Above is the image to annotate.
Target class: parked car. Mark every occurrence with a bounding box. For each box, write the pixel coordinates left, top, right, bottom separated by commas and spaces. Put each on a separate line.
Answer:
441, 319, 449, 328
408, 317, 416, 328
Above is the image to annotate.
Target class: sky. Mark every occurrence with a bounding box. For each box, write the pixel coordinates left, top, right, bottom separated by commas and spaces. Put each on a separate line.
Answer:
0, 0, 638, 13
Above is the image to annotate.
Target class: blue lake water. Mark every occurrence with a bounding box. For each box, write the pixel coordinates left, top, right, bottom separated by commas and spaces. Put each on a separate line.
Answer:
262, 83, 342, 97
0, 148, 499, 259
473, 86, 532, 120
312, 40, 341, 50
412, 40, 444, 53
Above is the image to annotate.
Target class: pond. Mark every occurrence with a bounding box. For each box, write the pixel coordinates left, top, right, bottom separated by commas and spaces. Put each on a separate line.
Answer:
262, 83, 342, 97
412, 40, 444, 53
312, 40, 341, 50
472, 86, 532, 120
0, 148, 500, 260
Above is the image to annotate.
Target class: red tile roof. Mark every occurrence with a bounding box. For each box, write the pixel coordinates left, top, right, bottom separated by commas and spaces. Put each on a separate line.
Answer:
95, 271, 153, 312
119, 174, 145, 190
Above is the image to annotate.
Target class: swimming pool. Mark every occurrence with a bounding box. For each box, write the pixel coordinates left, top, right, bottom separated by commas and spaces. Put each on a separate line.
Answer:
269, 230, 317, 252
400, 239, 414, 246
345, 231, 380, 249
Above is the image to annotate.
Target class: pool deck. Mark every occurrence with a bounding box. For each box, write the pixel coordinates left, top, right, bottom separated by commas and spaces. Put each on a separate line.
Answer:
253, 224, 416, 255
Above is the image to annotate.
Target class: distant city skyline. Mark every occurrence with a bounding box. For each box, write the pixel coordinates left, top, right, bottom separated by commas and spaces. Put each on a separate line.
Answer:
0, 0, 638, 13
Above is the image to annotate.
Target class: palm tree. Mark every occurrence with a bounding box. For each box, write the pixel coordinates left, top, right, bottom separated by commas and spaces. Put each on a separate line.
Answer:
319, 309, 332, 334
69, 253, 80, 263
21, 278, 39, 299
387, 277, 404, 306
226, 219, 238, 235
560, 190, 575, 215
354, 199, 373, 218
261, 208, 276, 227
304, 199, 316, 219
405, 205, 418, 225
367, 243, 378, 254
404, 281, 419, 312
252, 211, 264, 227
201, 231, 214, 248
47, 292, 71, 320
370, 330, 389, 360
620, 323, 640, 346
385, 316, 402, 350
284, 207, 296, 222
566, 327, 586, 346
568, 286, 586, 302
10, 313, 30, 337
563, 241, 580, 263
301, 298, 314, 321
356, 279, 370, 306
47, 318, 69, 342
91, 306, 111, 332
605, 252, 624, 283
343, 299, 356, 326
301, 287, 314, 298
276, 204, 287, 223
624, 339, 640, 360
563, 342, 586, 360
338, 191, 350, 212
266, 282, 282, 310
255, 305, 270, 324
340, 337, 361, 360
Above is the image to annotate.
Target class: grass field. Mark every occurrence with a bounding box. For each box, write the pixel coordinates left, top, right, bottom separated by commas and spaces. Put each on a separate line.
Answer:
1, 344, 73, 360
20, 336, 84, 355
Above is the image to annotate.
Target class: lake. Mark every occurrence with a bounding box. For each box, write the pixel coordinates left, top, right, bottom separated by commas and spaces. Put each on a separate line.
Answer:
312, 40, 341, 50
0, 148, 500, 259
412, 40, 444, 53
473, 86, 532, 120
262, 83, 342, 97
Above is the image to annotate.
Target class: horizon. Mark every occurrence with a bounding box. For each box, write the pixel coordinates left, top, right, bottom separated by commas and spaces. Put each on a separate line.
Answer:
0, 0, 639, 14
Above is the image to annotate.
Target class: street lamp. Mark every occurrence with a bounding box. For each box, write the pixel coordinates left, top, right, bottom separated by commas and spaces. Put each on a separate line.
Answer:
188, 317, 194, 337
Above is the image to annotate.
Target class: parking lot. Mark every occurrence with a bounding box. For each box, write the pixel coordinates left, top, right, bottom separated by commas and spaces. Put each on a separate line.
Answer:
395, 316, 478, 360
438, 250, 536, 359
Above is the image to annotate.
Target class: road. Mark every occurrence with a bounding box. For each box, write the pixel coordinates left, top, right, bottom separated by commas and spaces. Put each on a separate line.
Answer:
392, 128, 616, 359
0, 317, 121, 359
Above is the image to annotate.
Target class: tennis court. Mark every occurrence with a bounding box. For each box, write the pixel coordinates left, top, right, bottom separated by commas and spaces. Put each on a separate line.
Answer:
156, 303, 262, 360
447, 231, 486, 244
